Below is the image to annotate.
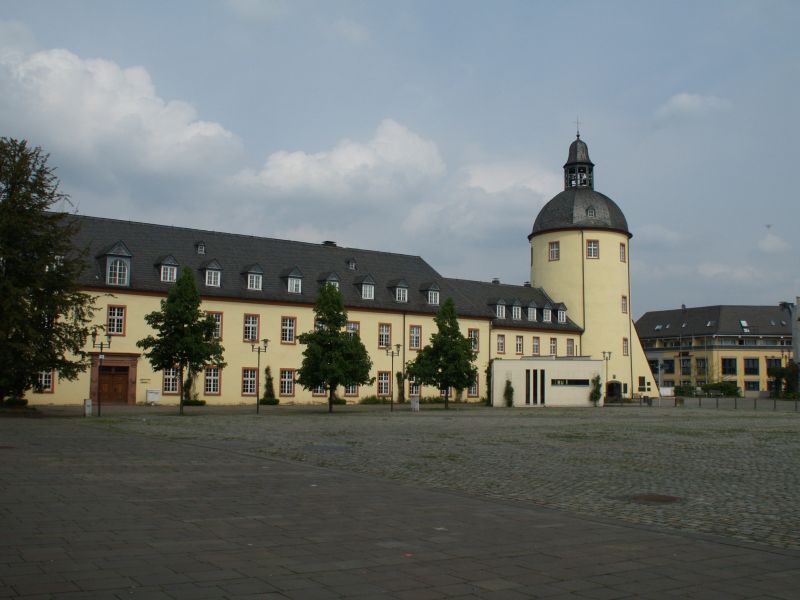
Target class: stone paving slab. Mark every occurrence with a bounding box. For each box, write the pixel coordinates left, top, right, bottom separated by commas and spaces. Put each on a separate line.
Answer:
0, 410, 798, 598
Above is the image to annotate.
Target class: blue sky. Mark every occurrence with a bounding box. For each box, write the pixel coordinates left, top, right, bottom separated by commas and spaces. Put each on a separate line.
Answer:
1, 0, 797, 317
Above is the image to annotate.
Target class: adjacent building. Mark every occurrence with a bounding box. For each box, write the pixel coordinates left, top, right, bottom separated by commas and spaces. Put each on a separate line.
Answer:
28, 135, 658, 406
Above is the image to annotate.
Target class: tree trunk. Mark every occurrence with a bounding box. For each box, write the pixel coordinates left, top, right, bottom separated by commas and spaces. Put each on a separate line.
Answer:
328, 384, 334, 413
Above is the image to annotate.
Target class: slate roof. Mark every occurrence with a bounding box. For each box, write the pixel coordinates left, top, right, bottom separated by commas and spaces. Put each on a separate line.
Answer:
635, 305, 792, 339
564, 135, 594, 167
69, 215, 577, 331
530, 187, 630, 238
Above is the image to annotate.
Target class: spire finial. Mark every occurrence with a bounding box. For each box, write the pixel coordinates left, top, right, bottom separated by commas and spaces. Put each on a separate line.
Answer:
575, 116, 581, 138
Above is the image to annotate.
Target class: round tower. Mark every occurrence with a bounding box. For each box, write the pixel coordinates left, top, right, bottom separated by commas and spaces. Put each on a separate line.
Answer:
529, 134, 655, 398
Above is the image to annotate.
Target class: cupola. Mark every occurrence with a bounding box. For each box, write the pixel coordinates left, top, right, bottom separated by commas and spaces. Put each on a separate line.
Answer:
563, 133, 594, 189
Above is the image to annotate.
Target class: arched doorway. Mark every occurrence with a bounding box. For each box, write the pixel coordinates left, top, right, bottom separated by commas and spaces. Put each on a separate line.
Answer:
606, 380, 622, 402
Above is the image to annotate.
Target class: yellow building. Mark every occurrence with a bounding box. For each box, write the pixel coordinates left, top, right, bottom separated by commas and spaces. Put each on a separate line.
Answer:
636, 305, 794, 397
28, 135, 657, 406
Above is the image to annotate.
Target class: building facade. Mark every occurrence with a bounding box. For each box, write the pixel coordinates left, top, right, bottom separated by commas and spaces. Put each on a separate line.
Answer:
635, 305, 795, 397
28, 136, 657, 406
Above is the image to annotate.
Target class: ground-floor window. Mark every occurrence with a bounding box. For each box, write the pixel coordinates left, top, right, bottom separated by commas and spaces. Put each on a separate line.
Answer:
377, 371, 390, 396
468, 377, 479, 398
280, 369, 294, 396
744, 381, 760, 391
35, 369, 54, 393
312, 384, 326, 396
204, 366, 221, 395
408, 378, 420, 398
163, 368, 179, 394
241, 368, 257, 396
345, 384, 359, 396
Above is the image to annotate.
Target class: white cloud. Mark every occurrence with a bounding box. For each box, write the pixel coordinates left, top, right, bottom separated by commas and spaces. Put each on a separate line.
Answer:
656, 93, 731, 118
0, 47, 243, 178
464, 161, 560, 196
331, 18, 370, 45
758, 232, 789, 254
233, 119, 445, 198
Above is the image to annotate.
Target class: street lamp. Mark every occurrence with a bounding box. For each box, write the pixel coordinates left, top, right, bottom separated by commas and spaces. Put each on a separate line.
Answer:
385, 343, 401, 412
91, 329, 112, 417
251, 338, 269, 414
601, 351, 612, 404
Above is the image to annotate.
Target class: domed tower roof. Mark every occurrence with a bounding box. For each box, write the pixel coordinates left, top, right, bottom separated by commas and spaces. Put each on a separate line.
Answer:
529, 135, 630, 239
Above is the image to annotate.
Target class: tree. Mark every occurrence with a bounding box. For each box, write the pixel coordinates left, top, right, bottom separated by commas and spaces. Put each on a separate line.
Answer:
503, 379, 514, 407
406, 297, 477, 409
590, 374, 602, 406
261, 365, 278, 405
0, 138, 96, 404
296, 284, 373, 412
137, 267, 225, 414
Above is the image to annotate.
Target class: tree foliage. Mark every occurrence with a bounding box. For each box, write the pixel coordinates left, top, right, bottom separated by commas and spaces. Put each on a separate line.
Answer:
296, 284, 373, 412
261, 365, 278, 405
406, 297, 477, 409
136, 267, 225, 414
0, 138, 96, 403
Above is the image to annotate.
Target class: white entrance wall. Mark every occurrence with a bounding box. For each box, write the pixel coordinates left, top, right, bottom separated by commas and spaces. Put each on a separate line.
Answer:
492, 356, 605, 407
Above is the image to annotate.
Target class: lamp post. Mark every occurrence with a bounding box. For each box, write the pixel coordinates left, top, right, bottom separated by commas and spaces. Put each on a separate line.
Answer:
251, 338, 269, 414
385, 343, 401, 412
602, 351, 612, 404
91, 329, 112, 417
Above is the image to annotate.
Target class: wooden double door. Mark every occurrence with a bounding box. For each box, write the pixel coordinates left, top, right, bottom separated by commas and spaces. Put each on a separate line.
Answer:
99, 366, 129, 404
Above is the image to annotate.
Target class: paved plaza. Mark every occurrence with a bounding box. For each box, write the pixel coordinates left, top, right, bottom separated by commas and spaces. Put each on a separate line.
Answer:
1, 405, 799, 599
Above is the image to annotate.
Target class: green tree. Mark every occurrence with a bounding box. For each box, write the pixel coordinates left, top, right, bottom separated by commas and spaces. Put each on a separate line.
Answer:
261, 365, 278, 405
0, 138, 96, 404
590, 374, 602, 406
137, 267, 225, 414
296, 284, 373, 413
406, 297, 477, 409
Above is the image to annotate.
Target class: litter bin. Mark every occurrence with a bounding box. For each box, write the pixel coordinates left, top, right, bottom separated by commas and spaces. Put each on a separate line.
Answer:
410, 394, 420, 412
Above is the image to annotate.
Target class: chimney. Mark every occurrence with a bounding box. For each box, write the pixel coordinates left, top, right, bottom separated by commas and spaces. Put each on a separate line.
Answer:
491, 278, 500, 285
322, 241, 337, 247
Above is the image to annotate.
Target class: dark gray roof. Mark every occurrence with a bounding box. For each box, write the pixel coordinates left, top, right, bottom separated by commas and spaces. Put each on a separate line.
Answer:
69, 215, 579, 331
635, 305, 792, 339
564, 135, 593, 167
530, 187, 630, 238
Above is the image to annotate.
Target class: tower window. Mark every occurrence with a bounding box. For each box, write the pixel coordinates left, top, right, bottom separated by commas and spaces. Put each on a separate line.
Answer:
548, 241, 560, 261
586, 240, 599, 259
619, 243, 626, 263
586, 207, 596, 218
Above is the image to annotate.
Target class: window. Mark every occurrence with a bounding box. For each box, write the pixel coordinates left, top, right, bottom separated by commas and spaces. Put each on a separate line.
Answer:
528, 307, 536, 321
346, 321, 360, 338
428, 290, 439, 305
107, 305, 126, 336
312, 384, 326, 396
586, 207, 596, 218
586, 239, 599, 259
663, 380, 675, 388
345, 383, 359, 396
497, 334, 505, 353
247, 273, 262, 291
408, 377, 420, 398
362, 283, 374, 300
681, 358, 691, 376
396, 287, 408, 303
279, 369, 294, 396
377, 371, 391, 396
623, 337, 629, 356
206, 269, 221, 287
468, 377, 479, 398
549, 241, 560, 261
744, 358, 759, 376
242, 368, 257, 396
346, 258, 357, 271
696, 358, 707, 375
567, 339, 575, 356
468, 329, 479, 352
208, 312, 223, 339
662, 359, 675, 374
328, 280, 339, 290
549, 338, 557, 355
496, 303, 506, 319
378, 323, 391, 348
196, 242, 205, 255
722, 358, 737, 376
243, 314, 259, 341
163, 368, 179, 394
515, 335, 523, 354
512, 305, 521, 320
107, 258, 129, 286
620, 243, 626, 263
288, 277, 302, 294
409, 325, 421, 350
204, 366, 221, 395
766, 357, 781, 370
532, 336, 540, 355
557, 310, 566, 324
35, 370, 53, 393
281, 317, 296, 343
161, 265, 177, 283
542, 308, 551, 323
622, 296, 628, 314
745, 381, 760, 391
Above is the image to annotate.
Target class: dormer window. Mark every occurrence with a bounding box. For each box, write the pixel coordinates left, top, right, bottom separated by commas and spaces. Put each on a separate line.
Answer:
496, 302, 506, 319
288, 277, 302, 294
557, 310, 566, 323
247, 273, 262, 291
195, 242, 205, 255
396, 287, 408, 303
362, 283, 374, 300
161, 265, 177, 283
346, 258, 357, 271
428, 290, 439, 305
206, 269, 220, 287
528, 307, 537, 321
512, 305, 521, 320
586, 207, 596, 218
542, 308, 551, 322
107, 258, 129, 286
329, 280, 339, 290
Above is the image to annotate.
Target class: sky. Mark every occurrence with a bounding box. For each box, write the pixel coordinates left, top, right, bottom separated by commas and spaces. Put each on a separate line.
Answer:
1, 0, 798, 318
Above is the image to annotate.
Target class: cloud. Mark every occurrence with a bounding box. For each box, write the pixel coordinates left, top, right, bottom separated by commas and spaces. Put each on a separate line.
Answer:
656, 93, 731, 118
233, 119, 445, 198
330, 18, 370, 45
463, 161, 560, 196
0, 47, 243, 179
758, 232, 789, 254
226, 0, 289, 21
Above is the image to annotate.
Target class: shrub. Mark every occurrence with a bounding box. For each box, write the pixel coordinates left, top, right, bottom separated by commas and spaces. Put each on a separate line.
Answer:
183, 398, 206, 406
674, 384, 695, 397
259, 397, 279, 405
331, 396, 346, 405
702, 381, 740, 397
589, 375, 601, 406
503, 379, 514, 407
359, 395, 388, 404
3, 396, 28, 407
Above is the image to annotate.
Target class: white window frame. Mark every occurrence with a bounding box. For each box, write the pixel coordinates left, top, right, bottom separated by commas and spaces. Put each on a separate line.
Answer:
543, 308, 551, 323
515, 335, 523, 354
549, 241, 560, 261
163, 368, 179, 394
623, 337, 630, 356
247, 273, 262, 291
468, 329, 479, 352
362, 283, 374, 300
549, 338, 557, 356
279, 369, 294, 396
160, 265, 177, 283
377, 371, 391, 396
281, 317, 296, 343
497, 334, 505, 353
512, 305, 521, 320
209, 312, 222, 339
242, 368, 257, 396
288, 277, 302, 294
36, 370, 53, 392
204, 366, 220, 395
345, 383, 359, 396
496, 304, 506, 319
107, 258, 129, 286
621, 296, 628, 314
557, 310, 566, 324
244, 314, 259, 341
586, 239, 599, 259
567, 339, 575, 356
428, 290, 440, 305
528, 307, 537, 322
378, 323, 391, 348
396, 287, 408, 303
107, 306, 125, 335
205, 269, 221, 287
468, 379, 479, 398
409, 325, 421, 350
409, 378, 420, 398
533, 337, 540, 355
620, 243, 626, 263
346, 321, 360, 338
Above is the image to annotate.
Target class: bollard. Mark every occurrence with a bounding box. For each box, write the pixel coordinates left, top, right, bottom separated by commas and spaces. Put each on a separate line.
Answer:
84, 398, 92, 417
